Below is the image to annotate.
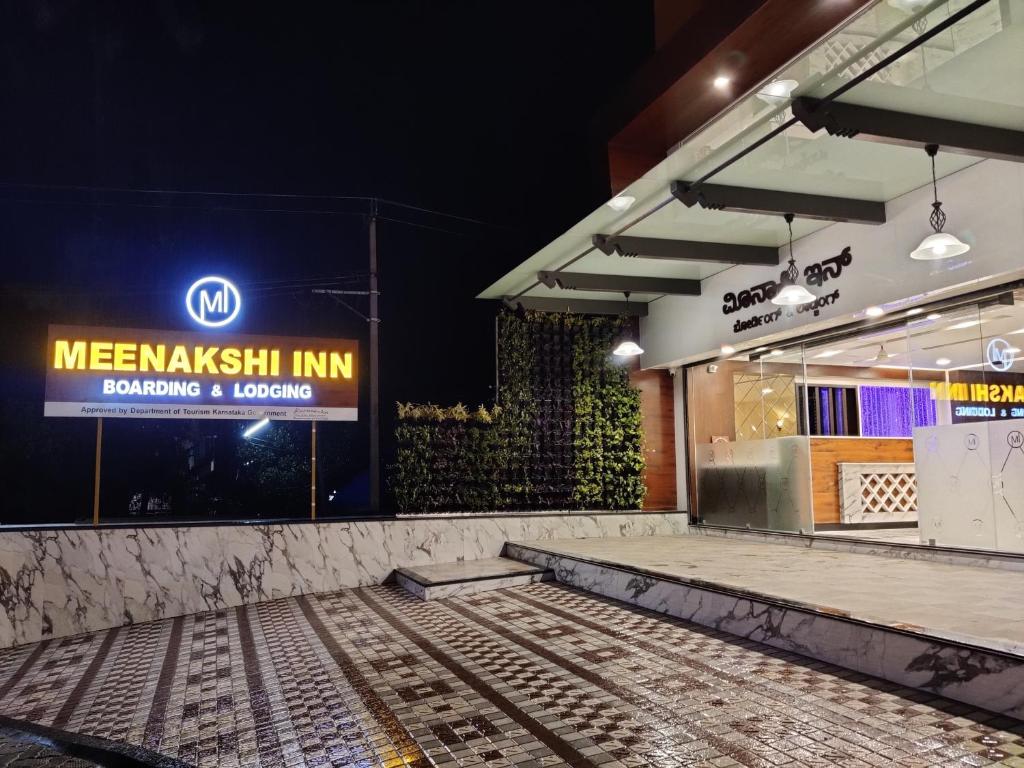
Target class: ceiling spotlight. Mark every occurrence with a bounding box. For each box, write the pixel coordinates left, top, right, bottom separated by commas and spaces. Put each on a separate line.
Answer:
866, 306, 886, 318
769, 349, 784, 356
906, 308, 923, 316
761, 387, 774, 395
720, 344, 736, 356
911, 145, 971, 260
612, 291, 644, 357
935, 357, 952, 366
755, 346, 769, 352
756, 78, 798, 104
771, 214, 816, 307
927, 313, 942, 321
606, 194, 636, 212
713, 75, 731, 90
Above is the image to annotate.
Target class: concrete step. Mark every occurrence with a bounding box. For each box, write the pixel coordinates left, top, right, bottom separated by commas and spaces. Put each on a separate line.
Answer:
505, 538, 1024, 720
395, 557, 553, 601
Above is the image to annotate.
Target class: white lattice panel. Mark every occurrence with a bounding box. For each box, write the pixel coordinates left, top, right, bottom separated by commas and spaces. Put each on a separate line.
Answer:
859, 471, 917, 514
838, 462, 918, 525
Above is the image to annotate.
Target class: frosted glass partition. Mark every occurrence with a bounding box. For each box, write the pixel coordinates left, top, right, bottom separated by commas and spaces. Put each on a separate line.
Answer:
695, 436, 812, 533
913, 418, 1024, 553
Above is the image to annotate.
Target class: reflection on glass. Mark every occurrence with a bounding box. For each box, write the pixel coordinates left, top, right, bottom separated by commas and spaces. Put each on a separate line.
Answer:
799, 328, 919, 537
687, 290, 1024, 553
695, 436, 812, 533
687, 353, 811, 533
911, 294, 1024, 552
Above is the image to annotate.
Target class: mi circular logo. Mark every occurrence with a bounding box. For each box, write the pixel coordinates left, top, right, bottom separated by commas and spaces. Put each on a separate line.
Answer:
987, 337, 1015, 372
186, 276, 241, 328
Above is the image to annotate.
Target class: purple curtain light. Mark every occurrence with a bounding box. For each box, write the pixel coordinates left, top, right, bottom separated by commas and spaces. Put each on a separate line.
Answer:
819, 388, 831, 435
834, 388, 845, 435
859, 385, 936, 437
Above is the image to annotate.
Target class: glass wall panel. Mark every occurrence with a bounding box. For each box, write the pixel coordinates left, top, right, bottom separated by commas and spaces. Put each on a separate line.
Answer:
800, 326, 917, 537
909, 304, 991, 548
910, 294, 1024, 552
686, 287, 1024, 552
694, 436, 812, 531
688, 351, 812, 532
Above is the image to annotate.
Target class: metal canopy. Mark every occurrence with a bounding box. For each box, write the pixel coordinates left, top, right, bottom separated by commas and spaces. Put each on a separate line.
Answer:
538, 270, 701, 296
477, 0, 1024, 313
503, 295, 648, 316
792, 97, 1024, 163
592, 234, 778, 265
670, 181, 887, 224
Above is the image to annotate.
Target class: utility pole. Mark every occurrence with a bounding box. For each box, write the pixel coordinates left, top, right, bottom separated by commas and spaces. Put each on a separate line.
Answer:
369, 204, 381, 513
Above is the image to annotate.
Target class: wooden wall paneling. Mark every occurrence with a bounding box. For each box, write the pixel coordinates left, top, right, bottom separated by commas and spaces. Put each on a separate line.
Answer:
631, 368, 677, 510
684, 360, 744, 515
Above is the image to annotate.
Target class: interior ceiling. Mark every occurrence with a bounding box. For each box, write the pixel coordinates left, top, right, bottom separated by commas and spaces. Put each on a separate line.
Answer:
479, 0, 1024, 304
760, 289, 1024, 373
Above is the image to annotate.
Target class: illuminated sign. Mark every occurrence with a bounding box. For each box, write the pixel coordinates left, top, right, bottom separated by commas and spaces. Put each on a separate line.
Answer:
930, 375, 1024, 423
930, 381, 1024, 404
44, 325, 357, 421
186, 276, 241, 328
987, 338, 1016, 372
723, 246, 853, 333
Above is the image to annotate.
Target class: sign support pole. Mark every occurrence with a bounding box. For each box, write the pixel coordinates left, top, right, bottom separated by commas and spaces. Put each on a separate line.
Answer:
369, 209, 381, 513
92, 417, 103, 526
310, 420, 318, 520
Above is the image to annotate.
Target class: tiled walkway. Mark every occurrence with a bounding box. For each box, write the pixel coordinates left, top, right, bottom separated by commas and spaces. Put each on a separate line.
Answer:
0, 583, 1022, 767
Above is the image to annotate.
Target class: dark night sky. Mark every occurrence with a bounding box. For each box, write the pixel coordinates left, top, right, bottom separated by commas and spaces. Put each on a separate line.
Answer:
0, 1, 653, 517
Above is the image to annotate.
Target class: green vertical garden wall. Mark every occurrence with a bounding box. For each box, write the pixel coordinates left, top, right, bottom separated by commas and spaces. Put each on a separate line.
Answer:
391, 310, 645, 512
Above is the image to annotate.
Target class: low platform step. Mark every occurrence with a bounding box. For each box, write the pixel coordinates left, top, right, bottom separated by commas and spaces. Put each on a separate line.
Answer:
395, 557, 552, 601
506, 537, 1024, 720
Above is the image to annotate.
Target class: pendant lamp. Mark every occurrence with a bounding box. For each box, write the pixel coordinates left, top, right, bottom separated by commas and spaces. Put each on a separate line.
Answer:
612, 292, 644, 357
910, 144, 970, 261
771, 213, 816, 306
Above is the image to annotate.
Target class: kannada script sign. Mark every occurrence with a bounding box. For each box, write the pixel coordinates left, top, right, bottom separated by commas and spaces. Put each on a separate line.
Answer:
44, 324, 358, 421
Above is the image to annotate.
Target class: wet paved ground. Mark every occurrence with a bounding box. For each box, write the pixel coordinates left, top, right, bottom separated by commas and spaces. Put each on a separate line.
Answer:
0, 735, 98, 768
0, 583, 1021, 767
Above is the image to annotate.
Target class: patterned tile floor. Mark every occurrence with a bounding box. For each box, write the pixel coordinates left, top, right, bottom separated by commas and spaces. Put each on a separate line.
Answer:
0, 583, 1022, 767
0, 731, 98, 767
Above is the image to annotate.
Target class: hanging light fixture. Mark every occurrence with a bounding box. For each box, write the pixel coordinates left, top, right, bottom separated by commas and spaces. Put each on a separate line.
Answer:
771, 213, 816, 306
612, 292, 644, 357
910, 144, 971, 260
871, 344, 896, 363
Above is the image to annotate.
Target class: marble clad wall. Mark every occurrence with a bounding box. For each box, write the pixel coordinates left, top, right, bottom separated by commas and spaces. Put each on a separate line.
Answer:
0, 511, 686, 649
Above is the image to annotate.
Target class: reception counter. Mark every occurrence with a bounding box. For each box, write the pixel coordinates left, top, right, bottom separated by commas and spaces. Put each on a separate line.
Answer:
809, 437, 915, 525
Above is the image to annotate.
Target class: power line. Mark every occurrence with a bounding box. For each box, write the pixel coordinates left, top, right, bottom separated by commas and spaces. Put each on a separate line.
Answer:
0, 181, 515, 232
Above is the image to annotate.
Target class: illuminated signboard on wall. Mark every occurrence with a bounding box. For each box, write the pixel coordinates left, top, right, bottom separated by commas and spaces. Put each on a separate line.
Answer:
44, 324, 358, 421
